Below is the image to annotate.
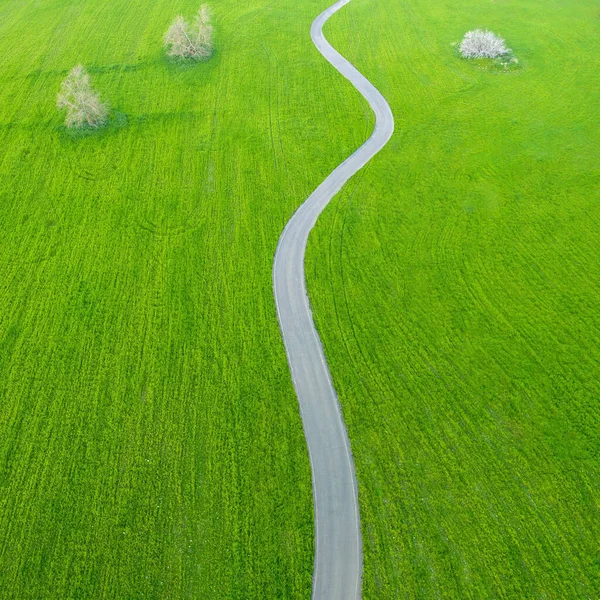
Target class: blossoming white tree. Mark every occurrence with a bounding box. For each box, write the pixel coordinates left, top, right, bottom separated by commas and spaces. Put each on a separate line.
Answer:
460, 29, 509, 59
164, 6, 213, 60
57, 65, 108, 129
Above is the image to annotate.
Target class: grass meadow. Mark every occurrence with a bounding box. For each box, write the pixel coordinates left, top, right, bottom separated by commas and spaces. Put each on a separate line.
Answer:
307, 0, 600, 597
1, 0, 598, 598
0, 0, 371, 597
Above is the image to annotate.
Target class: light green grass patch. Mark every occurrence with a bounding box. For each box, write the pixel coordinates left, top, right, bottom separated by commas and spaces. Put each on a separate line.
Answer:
307, 0, 600, 597
0, 0, 370, 597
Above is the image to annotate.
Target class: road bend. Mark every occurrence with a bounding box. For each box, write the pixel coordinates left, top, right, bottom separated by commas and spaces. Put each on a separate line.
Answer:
273, 1, 394, 598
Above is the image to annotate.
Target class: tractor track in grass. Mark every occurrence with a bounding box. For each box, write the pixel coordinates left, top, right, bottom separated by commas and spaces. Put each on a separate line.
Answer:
272, 1, 394, 598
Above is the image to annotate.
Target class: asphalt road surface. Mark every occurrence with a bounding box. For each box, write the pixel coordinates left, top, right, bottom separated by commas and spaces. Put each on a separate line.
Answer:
272, 1, 394, 598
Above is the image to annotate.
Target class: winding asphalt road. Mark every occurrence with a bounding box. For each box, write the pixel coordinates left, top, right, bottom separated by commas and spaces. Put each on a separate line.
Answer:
273, 1, 394, 598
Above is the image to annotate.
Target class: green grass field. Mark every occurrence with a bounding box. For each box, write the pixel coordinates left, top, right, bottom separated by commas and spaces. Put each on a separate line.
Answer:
308, 0, 600, 597
0, 0, 373, 597
1, 0, 598, 597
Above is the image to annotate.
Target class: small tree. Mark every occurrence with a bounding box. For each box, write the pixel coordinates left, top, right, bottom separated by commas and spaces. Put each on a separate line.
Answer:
57, 65, 108, 129
459, 29, 509, 59
164, 5, 213, 60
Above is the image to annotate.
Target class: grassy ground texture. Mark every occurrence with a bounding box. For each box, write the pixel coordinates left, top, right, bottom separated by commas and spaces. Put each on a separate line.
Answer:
307, 0, 600, 597
0, 0, 373, 597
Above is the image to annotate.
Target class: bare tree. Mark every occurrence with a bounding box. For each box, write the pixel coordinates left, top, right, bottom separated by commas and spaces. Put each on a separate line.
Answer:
460, 29, 509, 59
193, 6, 213, 54
164, 5, 213, 60
57, 65, 108, 129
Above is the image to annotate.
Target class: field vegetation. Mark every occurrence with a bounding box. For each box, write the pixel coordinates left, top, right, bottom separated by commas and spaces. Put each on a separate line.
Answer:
1, 0, 598, 597
459, 29, 509, 60
0, 0, 370, 597
57, 65, 108, 129
164, 6, 214, 61
307, 0, 600, 597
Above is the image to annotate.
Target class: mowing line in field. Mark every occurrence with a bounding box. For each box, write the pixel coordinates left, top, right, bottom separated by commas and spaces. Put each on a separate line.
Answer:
272, 0, 394, 598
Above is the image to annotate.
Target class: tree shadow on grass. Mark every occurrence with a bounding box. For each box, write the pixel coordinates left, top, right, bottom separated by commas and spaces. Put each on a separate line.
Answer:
161, 46, 219, 77
55, 46, 220, 140
57, 110, 129, 140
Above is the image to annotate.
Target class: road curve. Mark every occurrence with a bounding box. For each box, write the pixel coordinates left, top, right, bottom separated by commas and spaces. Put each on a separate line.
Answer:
272, 1, 394, 599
